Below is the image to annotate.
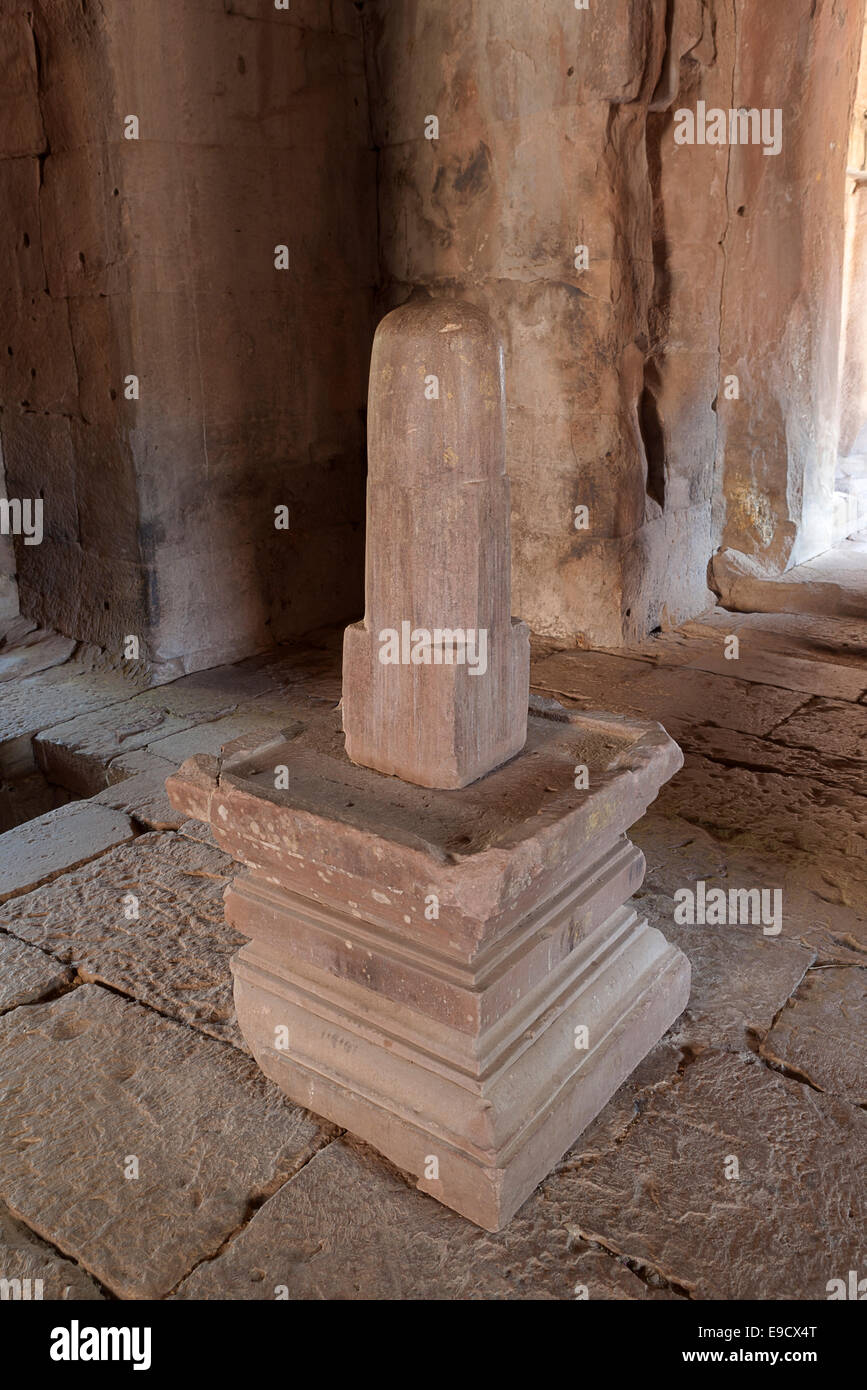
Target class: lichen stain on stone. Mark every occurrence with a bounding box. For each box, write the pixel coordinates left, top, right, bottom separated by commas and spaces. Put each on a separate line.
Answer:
731, 485, 775, 546
451, 142, 492, 199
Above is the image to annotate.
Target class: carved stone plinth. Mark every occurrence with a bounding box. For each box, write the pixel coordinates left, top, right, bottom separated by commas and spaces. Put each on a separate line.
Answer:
166, 697, 690, 1231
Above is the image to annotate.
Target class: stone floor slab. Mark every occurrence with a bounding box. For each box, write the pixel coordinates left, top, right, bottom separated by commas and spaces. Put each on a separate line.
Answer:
0, 831, 245, 1046
768, 883, 867, 967
0, 984, 328, 1298
634, 811, 867, 966
677, 723, 866, 795
144, 698, 302, 767
689, 606, 867, 655
0, 1205, 104, 1301
0, 673, 139, 780
656, 756, 867, 908
771, 698, 867, 764
0, 801, 135, 904
616, 668, 808, 737
631, 813, 731, 896
681, 648, 866, 701
760, 966, 866, 1105
174, 1138, 676, 1301
532, 659, 808, 738
0, 631, 76, 685
33, 659, 282, 795
602, 608, 867, 672
0, 933, 74, 1013
712, 536, 867, 619
541, 1050, 867, 1300
640, 891, 815, 1051
93, 767, 187, 832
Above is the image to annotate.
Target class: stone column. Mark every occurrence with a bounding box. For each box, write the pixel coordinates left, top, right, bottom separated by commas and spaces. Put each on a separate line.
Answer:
343, 297, 529, 788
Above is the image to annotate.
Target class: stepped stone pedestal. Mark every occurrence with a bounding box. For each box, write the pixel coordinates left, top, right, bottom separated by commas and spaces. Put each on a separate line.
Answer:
166, 298, 689, 1229
167, 697, 689, 1231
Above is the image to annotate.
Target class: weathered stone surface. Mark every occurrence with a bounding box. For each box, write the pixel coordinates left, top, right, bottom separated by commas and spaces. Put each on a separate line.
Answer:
532, 652, 808, 737
105, 747, 177, 783
530, 650, 659, 700
656, 756, 867, 908
34, 658, 281, 795
545, 1050, 867, 1299
0, 14, 43, 156
0, 669, 142, 780
839, 34, 867, 459
676, 723, 867, 796
93, 765, 187, 831
771, 698, 867, 765
367, 2, 863, 640
177, 817, 219, 848
0, 984, 327, 1298
175, 1137, 675, 1301
144, 700, 301, 769
561, 1039, 687, 1166
606, 607, 867, 672
0, 615, 37, 647
0, 831, 244, 1046
0, 801, 135, 904
0, 933, 74, 1013
621, 671, 808, 740
0, 1206, 104, 1302
640, 890, 814, 1051
636, 810, 867, 968
1, 0, 377, 673
343, 297, 529, 788
768, 882, 867, 969
680, 648, 865, 701
715, 0, 864, 570
0, 630, 76, 684
713, 541, 867, 620
761, 967, 867, 1105
631, 812, 731, 896
688, 605, 867, 655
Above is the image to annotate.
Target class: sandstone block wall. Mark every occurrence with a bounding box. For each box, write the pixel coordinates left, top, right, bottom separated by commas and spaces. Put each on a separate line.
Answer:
1, 0, 864, 663
362, 0, 864, 645
715, 0, 863, 573
0, 0, 377, 674
838, 13, 867, 459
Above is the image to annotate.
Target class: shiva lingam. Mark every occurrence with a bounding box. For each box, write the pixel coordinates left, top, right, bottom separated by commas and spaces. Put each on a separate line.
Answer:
167, 297, 689, 1230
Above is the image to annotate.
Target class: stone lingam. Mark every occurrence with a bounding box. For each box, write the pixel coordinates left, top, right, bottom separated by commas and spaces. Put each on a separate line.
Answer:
166, 297, 690, 1231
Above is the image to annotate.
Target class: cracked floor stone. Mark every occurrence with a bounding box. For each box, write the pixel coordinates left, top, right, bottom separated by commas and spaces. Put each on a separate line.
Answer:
655, 756, 867, 909
0, 984, 329, 1299
0, 831, 246, 1046
0, 932, 75, 1014
537, 1050, 866, 1300
639, 890, 816, 1051
0, 801, 137, 904
760, 966, 867, 1106
173, 1137, 678, 1301
0, 1204, 105, 1301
